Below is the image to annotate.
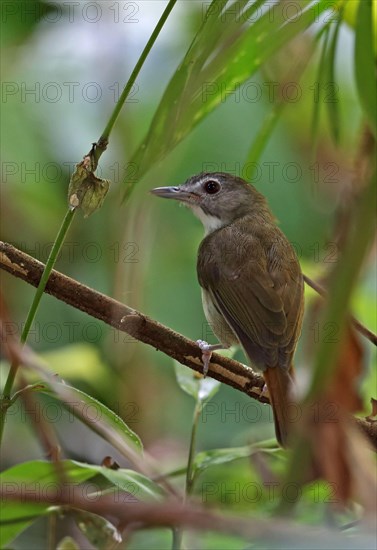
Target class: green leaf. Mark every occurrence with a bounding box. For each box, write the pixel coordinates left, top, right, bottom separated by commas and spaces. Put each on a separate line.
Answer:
0, 459, 164, 546
71, 509, 121, 549
122, 0, 332, 198
0, 1, 58, 47
0, 504, 48, 548
40, 380, 143, 454
70, 461, 165, 502
244, 10, 316, 168
198, 377, 221, 403
174, 362, 220, 403
174, 361, 200, 399
0, 459, 97, 485
355, 0, 377, 136
192, 446, 253, 477
41, 343, 109, 381
342, 0, 360, 28
310, 27, 330, 156
0, 460, 96, 547
192, 440, 282, 479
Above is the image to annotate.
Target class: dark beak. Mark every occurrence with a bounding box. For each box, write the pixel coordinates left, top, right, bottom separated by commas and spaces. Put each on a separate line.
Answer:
150, 186, 192, 202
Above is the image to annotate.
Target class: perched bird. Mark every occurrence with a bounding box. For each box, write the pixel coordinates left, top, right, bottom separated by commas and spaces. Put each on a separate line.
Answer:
151, 172, 304, 447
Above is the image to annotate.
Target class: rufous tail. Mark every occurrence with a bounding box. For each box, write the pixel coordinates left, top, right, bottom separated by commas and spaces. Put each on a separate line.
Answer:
263, 365, 295, 448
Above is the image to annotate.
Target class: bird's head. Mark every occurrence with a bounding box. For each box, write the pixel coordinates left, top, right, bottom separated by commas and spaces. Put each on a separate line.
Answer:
150, 172, 269, 234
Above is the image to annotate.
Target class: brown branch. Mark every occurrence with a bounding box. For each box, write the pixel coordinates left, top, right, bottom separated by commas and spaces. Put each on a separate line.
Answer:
0, 241, 265, 400
1, 241, 376, 448
3, 490, 373, 546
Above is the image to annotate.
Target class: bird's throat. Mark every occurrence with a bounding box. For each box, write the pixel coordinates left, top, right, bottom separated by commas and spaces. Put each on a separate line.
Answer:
190, 205, 225, 235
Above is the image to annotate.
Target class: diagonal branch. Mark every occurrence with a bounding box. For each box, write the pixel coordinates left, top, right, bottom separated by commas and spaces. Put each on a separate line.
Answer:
1, 241, 376, 448
303, 274, 377, 345
0, 242, 264, 400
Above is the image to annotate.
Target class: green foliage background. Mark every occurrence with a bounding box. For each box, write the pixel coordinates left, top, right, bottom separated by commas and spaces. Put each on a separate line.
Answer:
1, 1, 376, 548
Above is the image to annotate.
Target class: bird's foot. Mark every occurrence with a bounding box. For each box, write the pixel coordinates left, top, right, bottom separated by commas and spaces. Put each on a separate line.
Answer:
196, 340, 212, 377
196, 340, 228, 377
260, 383, 270, 400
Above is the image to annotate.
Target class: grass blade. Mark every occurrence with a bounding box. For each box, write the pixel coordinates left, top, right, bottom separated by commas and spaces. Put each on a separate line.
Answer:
122, 0, 332, 198
355, 0, 377, 137
325, 12, 343, 144
311, 27, 330, 157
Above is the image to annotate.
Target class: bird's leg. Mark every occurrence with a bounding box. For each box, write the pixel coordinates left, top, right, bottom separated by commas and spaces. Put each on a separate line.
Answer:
196, 340, 229, 377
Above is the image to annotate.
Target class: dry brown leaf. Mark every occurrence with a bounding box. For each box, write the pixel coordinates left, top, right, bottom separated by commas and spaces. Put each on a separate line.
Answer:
324, 325, 364, 412
300, 308, 372, 508
304, 406, 377, 509
306, 295, 364, 413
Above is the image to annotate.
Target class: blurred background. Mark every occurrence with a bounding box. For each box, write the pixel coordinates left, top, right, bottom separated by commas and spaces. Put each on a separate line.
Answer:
1, 0, 376, 546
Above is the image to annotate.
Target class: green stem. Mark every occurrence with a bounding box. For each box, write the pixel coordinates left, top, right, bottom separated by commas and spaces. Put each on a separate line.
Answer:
47, 510, 57, 550
0, 208, 75, 443
95, 0, 178, 163
171, 527, 183, 550
21, 209, 75, 347
185, 402, 201, 497
173, 401, 201, 549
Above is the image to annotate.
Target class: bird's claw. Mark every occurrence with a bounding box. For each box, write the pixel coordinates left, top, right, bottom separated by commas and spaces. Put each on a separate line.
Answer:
260, 383, 270, 400
196, 339, 212, 377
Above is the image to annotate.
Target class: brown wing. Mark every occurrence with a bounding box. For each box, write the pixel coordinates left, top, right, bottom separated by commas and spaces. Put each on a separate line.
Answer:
197, 222, 304, 371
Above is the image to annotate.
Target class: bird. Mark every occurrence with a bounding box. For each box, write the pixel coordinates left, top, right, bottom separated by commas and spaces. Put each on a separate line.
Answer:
151, 172, 304, 447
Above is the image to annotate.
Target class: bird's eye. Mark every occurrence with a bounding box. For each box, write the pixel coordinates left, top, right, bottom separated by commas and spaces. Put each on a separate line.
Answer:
204, 180, 220, 194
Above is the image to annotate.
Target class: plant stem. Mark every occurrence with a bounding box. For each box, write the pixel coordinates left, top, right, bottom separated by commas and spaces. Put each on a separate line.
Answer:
47, 510, 57, 550
171, 527, 183, 550
0, 208, 75, 444
173, 401, 202, 549
185, 402, 202, 497
95, 0, 178, 164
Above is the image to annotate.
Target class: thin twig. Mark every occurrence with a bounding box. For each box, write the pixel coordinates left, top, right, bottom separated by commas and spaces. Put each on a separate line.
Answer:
303, 274, 377, 345
3, 489, 375, 546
